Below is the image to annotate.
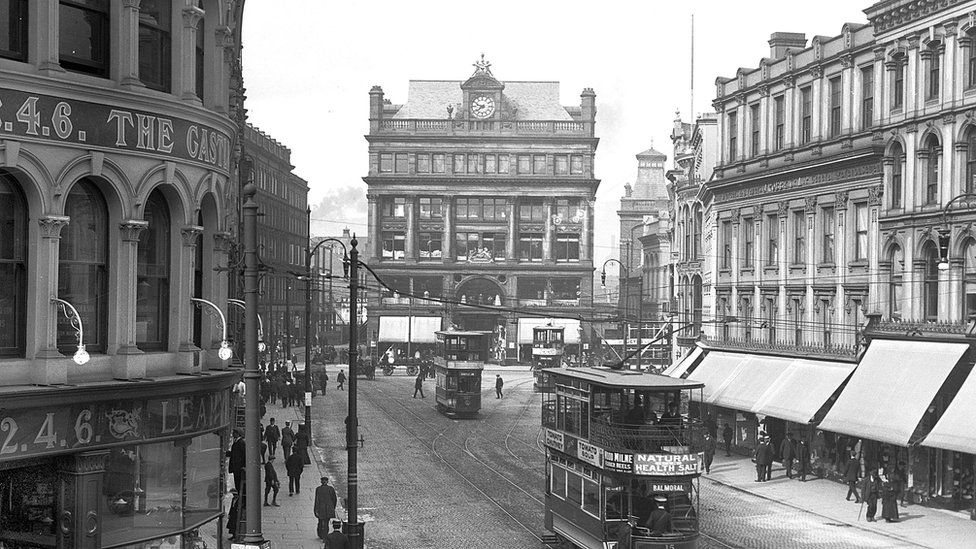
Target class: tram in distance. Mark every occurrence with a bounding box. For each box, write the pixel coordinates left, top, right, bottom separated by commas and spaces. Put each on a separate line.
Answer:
433, 330, 491, 418
533, 323, 566, 393
542, 367, 705, 549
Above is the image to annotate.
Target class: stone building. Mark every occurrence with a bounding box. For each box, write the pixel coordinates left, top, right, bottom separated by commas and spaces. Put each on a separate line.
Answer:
0, 1, 245, 547
363, 58, 599, 362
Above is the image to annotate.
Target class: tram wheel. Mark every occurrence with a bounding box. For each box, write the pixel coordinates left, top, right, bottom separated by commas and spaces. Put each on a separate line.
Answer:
407, 365, 418, 376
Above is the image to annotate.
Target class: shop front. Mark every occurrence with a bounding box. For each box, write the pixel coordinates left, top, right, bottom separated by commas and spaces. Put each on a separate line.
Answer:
0, 375, 234, 549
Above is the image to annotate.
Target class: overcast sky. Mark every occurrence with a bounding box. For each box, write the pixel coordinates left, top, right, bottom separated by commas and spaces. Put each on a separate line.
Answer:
241, 0, 870, 263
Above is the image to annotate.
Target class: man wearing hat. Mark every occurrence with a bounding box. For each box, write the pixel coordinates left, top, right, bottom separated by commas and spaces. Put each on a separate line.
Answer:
314, 476, 338, 540
226, 428, 246, 491
645, 495, 672, 535
325, 519, 349, 548
754, 436, 772, 482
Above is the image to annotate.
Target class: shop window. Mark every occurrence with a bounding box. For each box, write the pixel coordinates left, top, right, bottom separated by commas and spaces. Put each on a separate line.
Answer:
381, 231, 405, 260
518, 233, 543, 262
138, 0, 172, 92
59, 178, 109, 354
0, 172, 27, 357
185, 433, 222, 528
418, 232, 441, 259
137, 190, 171, 352
551, 278, 581, 301
413, 276, 443, 299
59, 0, 110, 77
0, 0, 28, 61
554, 233, 580, 262
0, 466, 57, 541
517, 278, 547, 301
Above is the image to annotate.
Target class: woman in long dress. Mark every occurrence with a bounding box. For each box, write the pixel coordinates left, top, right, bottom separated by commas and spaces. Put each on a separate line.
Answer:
880, 468, 899, 522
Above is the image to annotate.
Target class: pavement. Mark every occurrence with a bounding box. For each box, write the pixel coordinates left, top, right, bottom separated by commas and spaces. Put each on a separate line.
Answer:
702, 452, 976, 549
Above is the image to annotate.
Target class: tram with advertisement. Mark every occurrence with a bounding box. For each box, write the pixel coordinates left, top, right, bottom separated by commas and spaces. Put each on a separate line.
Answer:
532, 323, 566, 393
433, 330, 491, 417
542, 367, 705, 549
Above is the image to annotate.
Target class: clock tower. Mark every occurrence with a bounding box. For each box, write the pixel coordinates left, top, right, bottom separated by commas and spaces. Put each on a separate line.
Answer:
461, 54, 504, 122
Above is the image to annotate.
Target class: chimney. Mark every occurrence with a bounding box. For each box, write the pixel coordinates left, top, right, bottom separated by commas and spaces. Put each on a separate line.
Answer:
768, 32, 807, 59
369, 85, 384, 133
342, 227, 350, 238
580, 88, 596, 136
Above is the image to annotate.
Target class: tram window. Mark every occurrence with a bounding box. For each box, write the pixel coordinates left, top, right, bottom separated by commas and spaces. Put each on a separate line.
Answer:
582, 477, 600, 517
457, 375, 478, 393
446, 376, 457, 390
551, 465, 566, 498
605, 484, 630, 520
566, 471, 583, 505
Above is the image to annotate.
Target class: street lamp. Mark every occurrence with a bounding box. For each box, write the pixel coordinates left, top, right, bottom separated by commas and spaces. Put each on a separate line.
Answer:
937, 193, 976, 271
228, 298, 266, 354
190, 298, 233, 362
601, 258, 628, 367
52, 297, 89, 365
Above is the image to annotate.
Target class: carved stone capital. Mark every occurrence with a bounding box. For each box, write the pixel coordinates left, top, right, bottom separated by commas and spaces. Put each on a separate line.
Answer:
944, 20, 959, 37
730, 208, 742, 225
868, 184, 885, 206
182, 5, 204, 29
121, 0, 141, 9
38, 215, 70, 239
181, 225, 204, 247
215, 26, 235, 48
778, 201, 790, 218
119, 220, 149, 242
810, 65, 824, 79
804, 196, 818, 214
835, 191, 850, 205
839, 55, 853, 69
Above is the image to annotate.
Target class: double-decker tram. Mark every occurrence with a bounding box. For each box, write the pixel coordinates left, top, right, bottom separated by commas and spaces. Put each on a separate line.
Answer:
532, 323, 566, 393
542, 367, 705, 549
433, 330, 491, 418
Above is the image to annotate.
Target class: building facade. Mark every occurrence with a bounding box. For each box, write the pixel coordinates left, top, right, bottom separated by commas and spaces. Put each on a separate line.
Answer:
364, 59, 599, 363
244, 124, 309, 360
0, 1, 245, 547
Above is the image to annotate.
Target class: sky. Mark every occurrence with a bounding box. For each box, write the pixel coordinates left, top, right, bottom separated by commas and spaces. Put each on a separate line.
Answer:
241, 0, 872, 265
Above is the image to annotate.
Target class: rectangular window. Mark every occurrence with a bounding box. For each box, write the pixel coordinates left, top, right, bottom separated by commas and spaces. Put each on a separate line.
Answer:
893, 61, 905, 108
570, 155, 584, 174
456, 197, 482, 220
518, 233, 543, 262
793, 211, 806, 264
800, 86, 812, 144
416, 154, 430, 173
481, 198, 507, 221
498, 154, 510, 174
555, 234, 580, 262
829, 77, 842, 137
891, 153, 903, 207
928, 50, 941, 100
774, 95, 785, 151
394, 153, 408, 173
453, 154, 465, 174
550, 464, 566, 499
60, 0, 110, 77
861, 66, 874, 129
822, 207, 835, 263
533, 155, 547, 174
419, 197, 442, 219
0, 0, 28, 61
551, 278, 581, 301
766, 214, 779, 266
821, 299, 832, 347
432, 153, 446, 173
466, 154, 480, 174
743, 218, 754, 268
728, 111, 738, 161
555, 198, 581, 221
137, 0, 172, 92
721, 220, 732, 269
485, 154, 496, 174
484, 232, 506, 260
379, 153, 393, 173
414, 276, 443, 299
517, 155, 531, 174
381, 232, 405, 260
555, 155, 569, 174
969, 42, 976, 89
854, 203, 868, 260
381, 197, 406, 218
519, 199, 545, 221
750, 103, 761, 156
518, 278, 547, 301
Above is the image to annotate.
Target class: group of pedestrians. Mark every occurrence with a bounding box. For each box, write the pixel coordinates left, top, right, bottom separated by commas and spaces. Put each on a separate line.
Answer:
840, 450, 906, 523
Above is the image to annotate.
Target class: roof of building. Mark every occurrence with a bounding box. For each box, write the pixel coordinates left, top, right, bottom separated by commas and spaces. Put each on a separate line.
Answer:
637, 146, 667, 158
391, 80, 574, 120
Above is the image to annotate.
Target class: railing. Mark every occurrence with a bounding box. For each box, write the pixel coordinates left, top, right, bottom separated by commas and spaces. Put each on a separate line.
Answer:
377, 118, 591, 136
589, 417, 703, 454
868, 317, 974, 337
700, 334, 859, 358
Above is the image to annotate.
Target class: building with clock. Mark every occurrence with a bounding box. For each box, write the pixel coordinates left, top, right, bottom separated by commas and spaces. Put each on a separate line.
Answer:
363, 57, 600, 363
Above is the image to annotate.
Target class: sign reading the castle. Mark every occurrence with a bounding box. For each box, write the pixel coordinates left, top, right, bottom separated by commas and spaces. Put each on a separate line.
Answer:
0, 87, 232, 173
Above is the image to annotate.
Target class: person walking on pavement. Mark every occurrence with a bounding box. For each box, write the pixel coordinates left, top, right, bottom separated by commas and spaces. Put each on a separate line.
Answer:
754, 437, 771, 482
264, 417, 280, 459
285, 448, 304, 496
796, 439, 810, 481
763, 436, 774, 481
880, 468, 900, 522
325, 519, 349, 549
862, 468, 881, 521
413, 373, 425, 398
263, 455, 280, 507
844, 451, 862, 503
702, 432, 716, 474
314, 476, 338, 540
281, 421, 295, 460
320, 370, 329, 395
722, 423, 734, 456
295, 423, 310, 465
780, 432, 796, 479
495, 374, 504, 398
226, 428, 245, 492
337, 369, 346, 391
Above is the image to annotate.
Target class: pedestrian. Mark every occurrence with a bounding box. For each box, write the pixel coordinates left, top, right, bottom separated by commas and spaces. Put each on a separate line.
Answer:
722, 423, 734, 456
324, 519, 349, 549
754, 437, 770, 482
337, 369, 346, 391
704, 414, 718, 438
290, 380, 301, 408
880, 468, 899, 522
495, 374, 504, 398
762, 436, 774, 481
780, 432, 796, 479
314, 476, 338, 539
281, 420, 295, 460
320, 370, 329, 395
263, 455, 280, 507
264, 417, 280, 458
285, 448, 304, 496
844, 451, 861, 503
295, 423, 311, 465
413, 374, 425, 398
862, 468, 881, 522
796, 439, 810, 481
226, 428, 245, 492
702, 432, 716, 474
227, 488, 241, 538
893, 461, 909, 507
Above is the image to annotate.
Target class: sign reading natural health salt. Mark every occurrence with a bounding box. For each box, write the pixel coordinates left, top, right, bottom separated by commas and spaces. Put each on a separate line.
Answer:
633, 452, 702, 476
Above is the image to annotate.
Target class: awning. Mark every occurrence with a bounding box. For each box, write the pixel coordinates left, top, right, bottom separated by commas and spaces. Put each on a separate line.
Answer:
377, 316, 442, 343
517, 318, 581, 344
922, 362, 976, 453
707, 354, 793, 412
663, 346, 704, 378
818, 339, 969, 446
685, 351, 750, 404
752, 358, 856, 424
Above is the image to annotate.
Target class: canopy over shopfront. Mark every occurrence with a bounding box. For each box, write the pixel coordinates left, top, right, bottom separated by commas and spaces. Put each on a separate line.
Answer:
378, 315, 443, 343
662, 346, 704, 378
517, 318, 581, 344
922, 360, 976, 453
818, 339, 969, 446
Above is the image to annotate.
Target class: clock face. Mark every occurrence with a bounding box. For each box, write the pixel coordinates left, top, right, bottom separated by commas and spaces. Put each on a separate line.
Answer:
470, 95, 495, 119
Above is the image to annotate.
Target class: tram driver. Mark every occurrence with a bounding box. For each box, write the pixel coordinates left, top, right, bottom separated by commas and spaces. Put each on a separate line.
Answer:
645, 494, 673, 535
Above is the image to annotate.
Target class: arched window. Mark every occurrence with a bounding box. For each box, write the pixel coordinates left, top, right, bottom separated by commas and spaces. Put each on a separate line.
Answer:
890, 142, 904, 208
888, 244, 904, 320
137, 191, 171, 351
923, 134, 941, 205
922, 242, 940, 321
0, 172, 28, 357
195, 0, 205, 100
692, 276, 703, 335
682, 207, 691, 260
693, 207, 702, 259
963, 239, 976, 320
192, 211, 203, 348
966, 128, 976, 194
59, 178, 109, 354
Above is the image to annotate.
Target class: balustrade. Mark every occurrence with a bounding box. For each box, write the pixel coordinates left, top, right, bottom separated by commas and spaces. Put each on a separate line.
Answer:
375, 118, 589, 136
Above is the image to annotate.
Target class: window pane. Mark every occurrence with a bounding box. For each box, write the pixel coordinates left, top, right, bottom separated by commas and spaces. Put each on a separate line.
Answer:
518, 155, 530, 174
0, 0, 28, 61
137, 192, 170, 351
185, 434, 222, 527
533, 155, 546, 174
498, 154, 510, 174
0, 172, 27, 357
59, 1, 110, 76
379, 154, 392, 173
551, 465, 566, 498
485, 154, 496, 173
138, 0, 172, 91
394, 153, 408, 173
570, 155, 583, 174
417, 154, 430, 173
432, 154, 445, 173
59, 179, 109, 353
555, 155, 569, 174
101, 441, 183, 547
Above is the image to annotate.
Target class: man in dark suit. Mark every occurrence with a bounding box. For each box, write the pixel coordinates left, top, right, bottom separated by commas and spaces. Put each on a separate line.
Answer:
264, 417, 281, 458
780, 432, 796, 479
754, 437, 771, 482
324, 519, 349, 548
645, 495, 672, 535
314, 476, 338, 540
263, 455, 280, 507
226, 429, 246, 491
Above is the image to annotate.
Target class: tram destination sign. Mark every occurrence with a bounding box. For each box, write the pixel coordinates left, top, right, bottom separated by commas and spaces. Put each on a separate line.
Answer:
545, 428, 565, 452
577, 440, 603, 467
603, 451, 634, 473
633, 453, 703, 476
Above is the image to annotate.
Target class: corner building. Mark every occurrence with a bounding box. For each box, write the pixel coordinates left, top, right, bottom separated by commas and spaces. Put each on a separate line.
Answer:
364, 60, 599, 362
0, 2, 244, 547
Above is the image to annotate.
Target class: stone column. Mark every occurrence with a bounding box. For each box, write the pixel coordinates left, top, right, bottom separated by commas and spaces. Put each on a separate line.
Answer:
58, 450, 108, 549
442, 198, 453, 263
212, 26, 233, 114
581, 199, 592, 261
367, 195, 381, 260
119, 0, 143, 88
114, 220, 148, 380
873, 48, 885, 126
35, 0, 63, 74
507, 200, 517, 261
543, 199, 554, 262
177, 225, 204, 374
180, 5, 205, 103
811, 67, 823, 142
33, 215, 70, 385
405, 201, 416, 262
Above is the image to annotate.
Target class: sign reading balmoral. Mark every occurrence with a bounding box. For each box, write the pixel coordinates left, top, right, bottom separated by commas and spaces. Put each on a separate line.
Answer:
0, 88, 232, 173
